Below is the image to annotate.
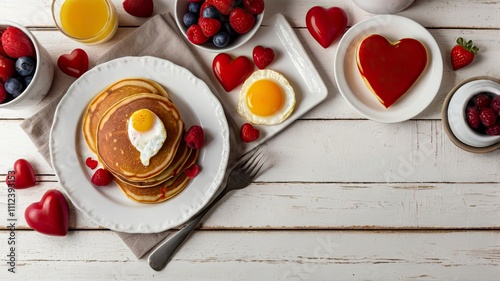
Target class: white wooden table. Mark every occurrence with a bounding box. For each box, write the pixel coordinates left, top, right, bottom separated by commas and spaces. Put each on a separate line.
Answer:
1, 0, 500, 280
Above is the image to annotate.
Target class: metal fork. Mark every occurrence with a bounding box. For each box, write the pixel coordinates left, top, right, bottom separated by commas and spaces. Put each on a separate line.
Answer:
148, 148, 266, 271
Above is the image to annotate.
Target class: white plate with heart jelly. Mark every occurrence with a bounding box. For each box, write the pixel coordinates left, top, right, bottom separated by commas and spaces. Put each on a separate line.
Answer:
334, 15, 443, 123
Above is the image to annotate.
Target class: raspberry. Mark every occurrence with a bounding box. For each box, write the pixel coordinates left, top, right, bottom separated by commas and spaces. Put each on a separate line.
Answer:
91, 168, 113, 186
473, 93, 492, 108
186, 24, 210, 45
466, 106, 480, 129
206, 0, 235, 15
184, 125, 205, 149
229, 7, 255, 34
185, 164, 200, 178
240, 123, 260, 142
479, 107, 497, 127
243, 0, 265, 15
199, 17, 222, 37
491, 95, 500, 114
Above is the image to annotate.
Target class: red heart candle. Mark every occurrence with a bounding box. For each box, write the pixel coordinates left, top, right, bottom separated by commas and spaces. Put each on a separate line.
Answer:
25, 189, 70, 236
306, 6, 348, 48
212, 53, 254, 92
356, 34, 428, 108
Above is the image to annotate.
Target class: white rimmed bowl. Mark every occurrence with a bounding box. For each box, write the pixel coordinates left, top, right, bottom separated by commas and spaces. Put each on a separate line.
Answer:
174, 0, 264, 52
443, 77, 500, 153
0, 21, 54, 110
352, 0, 415, 14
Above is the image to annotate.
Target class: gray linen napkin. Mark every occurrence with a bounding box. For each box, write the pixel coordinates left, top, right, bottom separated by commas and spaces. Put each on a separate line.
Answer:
21, 12, 233, 259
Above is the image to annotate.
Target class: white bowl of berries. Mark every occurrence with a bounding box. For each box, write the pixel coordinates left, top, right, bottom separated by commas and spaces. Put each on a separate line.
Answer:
443, 77, 500, 153
0, 21, 54, 110
175, 0, 265, 52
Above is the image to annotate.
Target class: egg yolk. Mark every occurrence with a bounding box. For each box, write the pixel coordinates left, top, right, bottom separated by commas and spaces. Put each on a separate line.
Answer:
130, 109, 155, 132
246, 79, 284, 116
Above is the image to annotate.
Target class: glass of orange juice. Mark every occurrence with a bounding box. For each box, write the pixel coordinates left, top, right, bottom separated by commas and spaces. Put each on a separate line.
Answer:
51, 0, 118, 44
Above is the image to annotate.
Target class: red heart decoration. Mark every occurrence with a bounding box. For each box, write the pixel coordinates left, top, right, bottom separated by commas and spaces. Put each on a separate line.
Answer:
240, 123, 260, 142
253, 46, 275, 69
25, 189, 70, 236
306, 6, 348, 48
5, 159, 36, 189
85, 157, 98, 170
57, 48, 89, 78
357, 34, 428, 108
212, 53, 254, 92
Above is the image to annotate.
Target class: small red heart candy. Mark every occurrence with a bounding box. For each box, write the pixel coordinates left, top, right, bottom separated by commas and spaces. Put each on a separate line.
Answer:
85, 157, 98, 170
57, 48, 89, 78
25, 189, 70, 236
212, 53, 254, 92
240, 123, 260, 142
5, 159, 36, 189
306, 6, 348, 48
253, 46, 275, 69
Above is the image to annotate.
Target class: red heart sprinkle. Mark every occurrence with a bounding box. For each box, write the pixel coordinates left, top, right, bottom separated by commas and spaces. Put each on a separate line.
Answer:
185, 164, 200, 178
5, 159, 36, 189
306, 6, 348, 48
252, 45, 275, 69
57, 48, 89, 78
85, 157, 98, 170
212, 53, 254, 92
240, 123, 260, 142
25, 189, 70, 236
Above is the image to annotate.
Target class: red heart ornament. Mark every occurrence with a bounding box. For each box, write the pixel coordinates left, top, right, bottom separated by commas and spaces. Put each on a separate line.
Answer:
212, 53, 254, 92
5, 159, 36, 189
253, 46, 275, 69
357, 34, 428, 108
306, 6, 348, 48
57, 48, 89, 78
25, 189, 70, 236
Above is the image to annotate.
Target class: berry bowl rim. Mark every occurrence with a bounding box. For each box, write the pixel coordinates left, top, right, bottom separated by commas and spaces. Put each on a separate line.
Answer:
442, 76, 500, 153
174, 0, 265, 53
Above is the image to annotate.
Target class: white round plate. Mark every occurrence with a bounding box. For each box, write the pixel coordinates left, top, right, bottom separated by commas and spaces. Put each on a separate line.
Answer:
50, 56, 230, 233
334, 15, 443, 123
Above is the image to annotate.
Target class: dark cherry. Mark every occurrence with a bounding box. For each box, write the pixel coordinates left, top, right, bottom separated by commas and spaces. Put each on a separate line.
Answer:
479, 107, 497, 127
486, 123, 500, 136
473, 93, 492, 108
491, 95, 500, 114
466, 106, 480, 129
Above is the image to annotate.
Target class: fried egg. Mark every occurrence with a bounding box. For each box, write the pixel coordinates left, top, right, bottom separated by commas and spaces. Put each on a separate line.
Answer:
237, 69, 295, 125
127, 109, 167, 166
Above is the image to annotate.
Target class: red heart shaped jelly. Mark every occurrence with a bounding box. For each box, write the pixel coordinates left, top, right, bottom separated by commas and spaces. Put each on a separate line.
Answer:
5, 159, 36, 189
25, 189, 70, 236
212, 53, 254, 92
57, 48, 89, 78
306, 6, 348, 48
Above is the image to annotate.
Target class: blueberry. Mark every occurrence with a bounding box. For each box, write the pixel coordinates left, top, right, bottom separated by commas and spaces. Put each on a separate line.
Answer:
188, 2, 200, 14
222, 21, 237, 38
213, 32, 230, 48
183, 12, 198, 28
15, 56, 36, 76
5, 77, 23, 97
202, 6, 219, 19
24, 75, 33, 87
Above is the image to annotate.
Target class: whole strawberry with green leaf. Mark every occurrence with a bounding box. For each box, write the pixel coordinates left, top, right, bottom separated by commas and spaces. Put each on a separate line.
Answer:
451, 37, 479, 70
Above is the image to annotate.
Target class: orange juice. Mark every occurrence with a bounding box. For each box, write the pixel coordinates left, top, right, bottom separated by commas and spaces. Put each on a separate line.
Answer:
58, 0, 117, 44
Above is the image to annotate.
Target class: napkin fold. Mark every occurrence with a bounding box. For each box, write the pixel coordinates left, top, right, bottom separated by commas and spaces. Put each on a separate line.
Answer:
21, 12, 233, 259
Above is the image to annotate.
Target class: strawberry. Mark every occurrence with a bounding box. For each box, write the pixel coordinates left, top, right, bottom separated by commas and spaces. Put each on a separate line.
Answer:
91, 168, 113, 186
451, 37, 478, 70
240, 123, 260, 142
229, 7, 255, 34
243, 0, 265, 15
185, 164, 200, 178
253, 45, 275, 69
186, 24, 210, 45
0, 30, 8, 57
1, 27, 35, 59
123, 0, 154, 18
199, 17, 222, 37
184, 125, 205, 149
206, 0, 235, 15
85, 157, 98, 170
0, 55, 15, 83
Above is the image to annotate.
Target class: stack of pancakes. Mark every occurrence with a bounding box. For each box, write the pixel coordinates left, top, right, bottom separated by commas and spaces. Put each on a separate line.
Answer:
82, 78, 199, 204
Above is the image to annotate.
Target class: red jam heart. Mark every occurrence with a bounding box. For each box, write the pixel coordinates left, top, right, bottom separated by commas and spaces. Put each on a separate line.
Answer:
212, 53, 254, 92
85, 157, 98, 170
57, 48, 89, 78
357, 34, 428, 108
253, 45, 275, 69
306, 6, 348, 48
5, 159, 36, 189
25, 189, 70, 236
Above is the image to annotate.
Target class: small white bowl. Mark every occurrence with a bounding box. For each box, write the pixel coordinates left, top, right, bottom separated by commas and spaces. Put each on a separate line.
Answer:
443, 77, 500, 152
0, 21, 54, 110
352, 0, 415, 14
174, 0, 264, 52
